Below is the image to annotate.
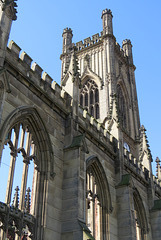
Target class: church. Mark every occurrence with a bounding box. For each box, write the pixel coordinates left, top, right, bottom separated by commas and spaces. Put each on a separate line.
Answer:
0, 1, 161, 240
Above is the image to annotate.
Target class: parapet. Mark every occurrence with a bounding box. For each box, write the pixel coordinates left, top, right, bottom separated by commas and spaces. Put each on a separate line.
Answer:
8, 40, 21, 59
101, 9, 113, 18
124, 147, 161, 194
76, 33, 102, 51
6, 40, 73, 114
62, 27, 73, 36
124, 148, 151, 182
122, 39, 132, 46
78, 105, 116, 156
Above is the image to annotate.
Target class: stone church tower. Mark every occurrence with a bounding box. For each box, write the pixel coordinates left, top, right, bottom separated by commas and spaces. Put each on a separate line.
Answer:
0, 2, 161, 240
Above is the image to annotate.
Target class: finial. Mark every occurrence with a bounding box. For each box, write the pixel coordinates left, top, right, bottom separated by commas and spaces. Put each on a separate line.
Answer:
12, 186, 19, 208
140, 125, 146, 132
84, 54, 90, 67
25, 187, 31, 213
72, 47, 80, 83
156, 157, 160, 164
156, 157, 161, 177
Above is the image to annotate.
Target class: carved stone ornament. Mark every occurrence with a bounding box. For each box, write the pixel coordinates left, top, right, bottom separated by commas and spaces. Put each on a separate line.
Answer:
0, 0, 18, 20
106, 73, 115, 84
84, 54, 90, 68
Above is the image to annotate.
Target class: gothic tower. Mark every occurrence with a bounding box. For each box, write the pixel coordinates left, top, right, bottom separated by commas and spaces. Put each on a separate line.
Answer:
60, 9, 140, 142
0, 4, 160, 240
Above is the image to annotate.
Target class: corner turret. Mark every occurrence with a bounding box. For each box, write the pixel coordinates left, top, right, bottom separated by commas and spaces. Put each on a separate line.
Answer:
101, 9, 113, 35
62, 27, 73, 54
122, 39, 133, 65
0, 0, 18, 67
61, 28, 73, 82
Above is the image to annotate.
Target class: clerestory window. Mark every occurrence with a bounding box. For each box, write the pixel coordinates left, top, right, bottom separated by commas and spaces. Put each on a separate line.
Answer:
80, 79, 99, 119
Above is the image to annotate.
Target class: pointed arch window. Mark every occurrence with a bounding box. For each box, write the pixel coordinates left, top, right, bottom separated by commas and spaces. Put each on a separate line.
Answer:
0, 108, 53, 240
86, 171, 102, 240
134, 199, 145, 240
133, 190, 148, 240
0, 122, 38, 209
0, 122, 38, 239
86, 157, 113, 240
80, 79, 99, 119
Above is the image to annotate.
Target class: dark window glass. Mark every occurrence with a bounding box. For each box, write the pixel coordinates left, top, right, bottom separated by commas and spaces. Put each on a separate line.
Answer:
90, 91, 93, 104
85, 93, 88, 107
80, 94, 83, 106
95, 88, 99, 103
96, 104, 99, 119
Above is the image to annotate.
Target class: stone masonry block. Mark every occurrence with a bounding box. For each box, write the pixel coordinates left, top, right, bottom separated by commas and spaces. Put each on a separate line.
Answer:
42, 71, 53, 84
8, 40, 21, 59
31, 62, 43, 77
20, 51, 33, 67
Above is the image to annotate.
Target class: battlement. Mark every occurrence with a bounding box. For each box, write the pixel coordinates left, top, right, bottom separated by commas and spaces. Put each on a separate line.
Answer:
78, 106, 116, 155
6, 40, 73, 114
75, 34, 131, 67
124, 148, 161, 192
101, 9, 113, 18
76, 33, 102, 51
122, 39, 132, 46
63, 27, 73, 35
124, 147, 150, 182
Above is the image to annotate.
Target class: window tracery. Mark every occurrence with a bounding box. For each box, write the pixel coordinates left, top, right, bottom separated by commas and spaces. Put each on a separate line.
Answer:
0, 121, 39, 239
80, 79, 99, 119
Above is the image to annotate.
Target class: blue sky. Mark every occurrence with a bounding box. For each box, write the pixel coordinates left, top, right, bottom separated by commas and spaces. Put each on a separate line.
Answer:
9, 0, 161, 174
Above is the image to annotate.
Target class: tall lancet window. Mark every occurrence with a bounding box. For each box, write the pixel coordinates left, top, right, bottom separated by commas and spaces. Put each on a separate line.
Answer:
80, 79, 99, 119
117, 84, 128, 130
133, 190, 148, 240
86, 169, 102, 240
134, 198, 145, 240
